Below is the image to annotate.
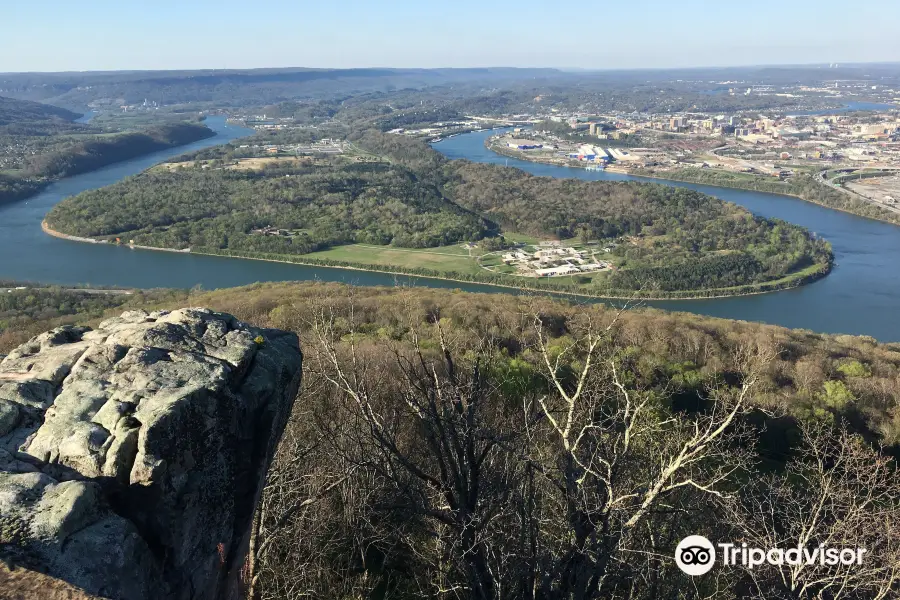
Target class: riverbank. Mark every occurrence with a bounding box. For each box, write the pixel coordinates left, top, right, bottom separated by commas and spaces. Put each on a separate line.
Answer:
486, 137, 900, 228
488, 140, 590, 170
2, 123, 217, 209
0, 180, 48, 208
196, 249, 832, 301
629, 168, 900, 227
42, 221, 190, 254
40, 220, 832, 301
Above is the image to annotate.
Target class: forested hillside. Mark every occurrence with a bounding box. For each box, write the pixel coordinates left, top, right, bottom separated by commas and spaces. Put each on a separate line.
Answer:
22, 122, 215, 180
0, 94, 214, 205
45, 157, 491, 251
0, 173, 44, 205
45, 129, 832, 296
0, 67, 564, 109
0, 95, 81, 202
3, 281, 899, 599
0, 95, 80, 125
363, 131, 834, 292
0, 285, 181, 348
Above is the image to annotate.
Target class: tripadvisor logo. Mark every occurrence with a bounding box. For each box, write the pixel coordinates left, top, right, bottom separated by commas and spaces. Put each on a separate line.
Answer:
676, 535, 716, 576
675, 535, 868, 576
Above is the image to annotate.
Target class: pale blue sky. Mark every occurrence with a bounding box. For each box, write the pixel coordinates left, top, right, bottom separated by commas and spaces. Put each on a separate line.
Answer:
2, 0, 899, 72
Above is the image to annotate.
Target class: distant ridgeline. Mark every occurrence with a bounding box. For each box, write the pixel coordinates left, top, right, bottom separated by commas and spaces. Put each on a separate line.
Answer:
22, 122, 215, 180
0, 95, 79, 125
0, 65, 888, 115
0, 95, 214, 205
0, 68, 567, 109
45, 130, 833, 298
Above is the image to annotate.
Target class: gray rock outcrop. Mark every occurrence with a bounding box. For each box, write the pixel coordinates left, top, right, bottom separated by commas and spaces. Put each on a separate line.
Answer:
0, 308, 302, 599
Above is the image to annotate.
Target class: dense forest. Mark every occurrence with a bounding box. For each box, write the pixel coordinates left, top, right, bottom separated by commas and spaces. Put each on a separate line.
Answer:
45, 157, 492, 251
0, 173, 44, 205
0, 95, 80, 125
20, 122, 215, 180
46, 130, 832, 295
0, 285, 182, 350
4, 281, 899, 598
360, 131, 833, 291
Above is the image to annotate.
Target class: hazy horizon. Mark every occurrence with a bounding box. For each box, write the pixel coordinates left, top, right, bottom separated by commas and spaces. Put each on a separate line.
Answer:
3, 0, 899, 73
3, 61, 900, 77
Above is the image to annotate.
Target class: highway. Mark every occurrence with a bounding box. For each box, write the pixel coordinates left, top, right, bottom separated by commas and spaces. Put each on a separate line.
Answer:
818, 167, 900, 215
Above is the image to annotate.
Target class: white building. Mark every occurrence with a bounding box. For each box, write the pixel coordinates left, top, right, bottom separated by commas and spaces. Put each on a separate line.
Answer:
535, 265, 581, 277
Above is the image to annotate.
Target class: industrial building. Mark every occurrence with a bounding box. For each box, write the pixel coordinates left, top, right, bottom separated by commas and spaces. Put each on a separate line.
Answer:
567, 145, 608, 162
607, 148, 639, 161
507, 139, 544, 150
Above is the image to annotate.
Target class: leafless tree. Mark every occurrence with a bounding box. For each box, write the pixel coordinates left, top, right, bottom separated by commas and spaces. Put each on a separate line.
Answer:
245, 370, 367, 600
307, 294, 530, 599
520, 308, 771, 599
724, 420, 900, 599
250, 290, 900, 600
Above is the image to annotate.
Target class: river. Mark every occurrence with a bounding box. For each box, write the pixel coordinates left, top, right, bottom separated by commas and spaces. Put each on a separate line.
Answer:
436, 130, 900, 341
0, 118, 528, 295
1, 118, 898, 340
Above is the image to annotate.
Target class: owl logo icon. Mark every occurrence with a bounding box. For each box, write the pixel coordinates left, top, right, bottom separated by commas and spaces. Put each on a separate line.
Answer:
676, 535, 715, 576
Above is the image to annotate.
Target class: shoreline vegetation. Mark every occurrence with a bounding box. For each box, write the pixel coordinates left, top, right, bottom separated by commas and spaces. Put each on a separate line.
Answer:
628, 169, 900, 226
41, 221, 832, 301
42, 129, 835, 301
0, 122, 215, 207
5, 282, 900, 599
486, 138, 900, 227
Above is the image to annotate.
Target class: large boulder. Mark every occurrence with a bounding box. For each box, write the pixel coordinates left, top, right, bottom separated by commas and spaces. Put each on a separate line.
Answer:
0, 308, 302, 599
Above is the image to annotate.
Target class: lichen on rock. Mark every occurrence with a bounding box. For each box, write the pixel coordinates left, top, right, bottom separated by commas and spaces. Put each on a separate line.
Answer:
0, 308, 302, 599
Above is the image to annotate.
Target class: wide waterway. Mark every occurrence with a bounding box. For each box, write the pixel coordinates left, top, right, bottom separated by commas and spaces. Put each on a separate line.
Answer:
1, 118, 899, 341
437, 129, 900, 340
0, 119, 539, 298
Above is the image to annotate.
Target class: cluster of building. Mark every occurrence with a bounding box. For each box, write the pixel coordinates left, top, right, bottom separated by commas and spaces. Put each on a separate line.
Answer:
236, 139, 346, 156
494, 102, 900, 175
507, 139, 544, 150
494, 132, 661, 169
84, 97, 161, 113
565, 145, 607, 163
240, 115, 300, 130
501, 244, 609, 277
0, 141, 37, 170
714, 113, 900, 172
388, 119, 488, 141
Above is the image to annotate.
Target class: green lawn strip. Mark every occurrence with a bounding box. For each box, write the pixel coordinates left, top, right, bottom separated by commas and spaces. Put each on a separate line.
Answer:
305, 244, 482, 274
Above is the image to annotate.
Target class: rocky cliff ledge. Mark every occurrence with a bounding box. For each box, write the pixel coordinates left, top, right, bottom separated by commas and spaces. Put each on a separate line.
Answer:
0, 308, 303, 599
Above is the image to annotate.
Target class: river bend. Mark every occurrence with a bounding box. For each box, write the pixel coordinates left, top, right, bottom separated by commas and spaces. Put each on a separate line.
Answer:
0, 118, 898, 340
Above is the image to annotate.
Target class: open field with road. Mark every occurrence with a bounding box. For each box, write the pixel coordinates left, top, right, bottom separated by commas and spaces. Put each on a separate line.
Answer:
305, 244, 484, 274
846, 173, 900, 204
822, 168, 900, 215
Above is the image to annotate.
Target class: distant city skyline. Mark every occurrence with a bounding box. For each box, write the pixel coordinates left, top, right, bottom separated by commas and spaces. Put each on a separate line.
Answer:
2, 0, 899, 73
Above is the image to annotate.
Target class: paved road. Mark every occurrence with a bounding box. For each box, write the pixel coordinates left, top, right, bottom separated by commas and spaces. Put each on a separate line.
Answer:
818, 168, 900, 215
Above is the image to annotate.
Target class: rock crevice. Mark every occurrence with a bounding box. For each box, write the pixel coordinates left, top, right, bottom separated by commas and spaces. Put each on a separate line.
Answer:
0, 308, 302, 599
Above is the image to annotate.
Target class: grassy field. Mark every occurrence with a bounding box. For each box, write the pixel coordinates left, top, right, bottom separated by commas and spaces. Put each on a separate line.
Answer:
306, 244, 483, 274
306, 243, 609, 287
